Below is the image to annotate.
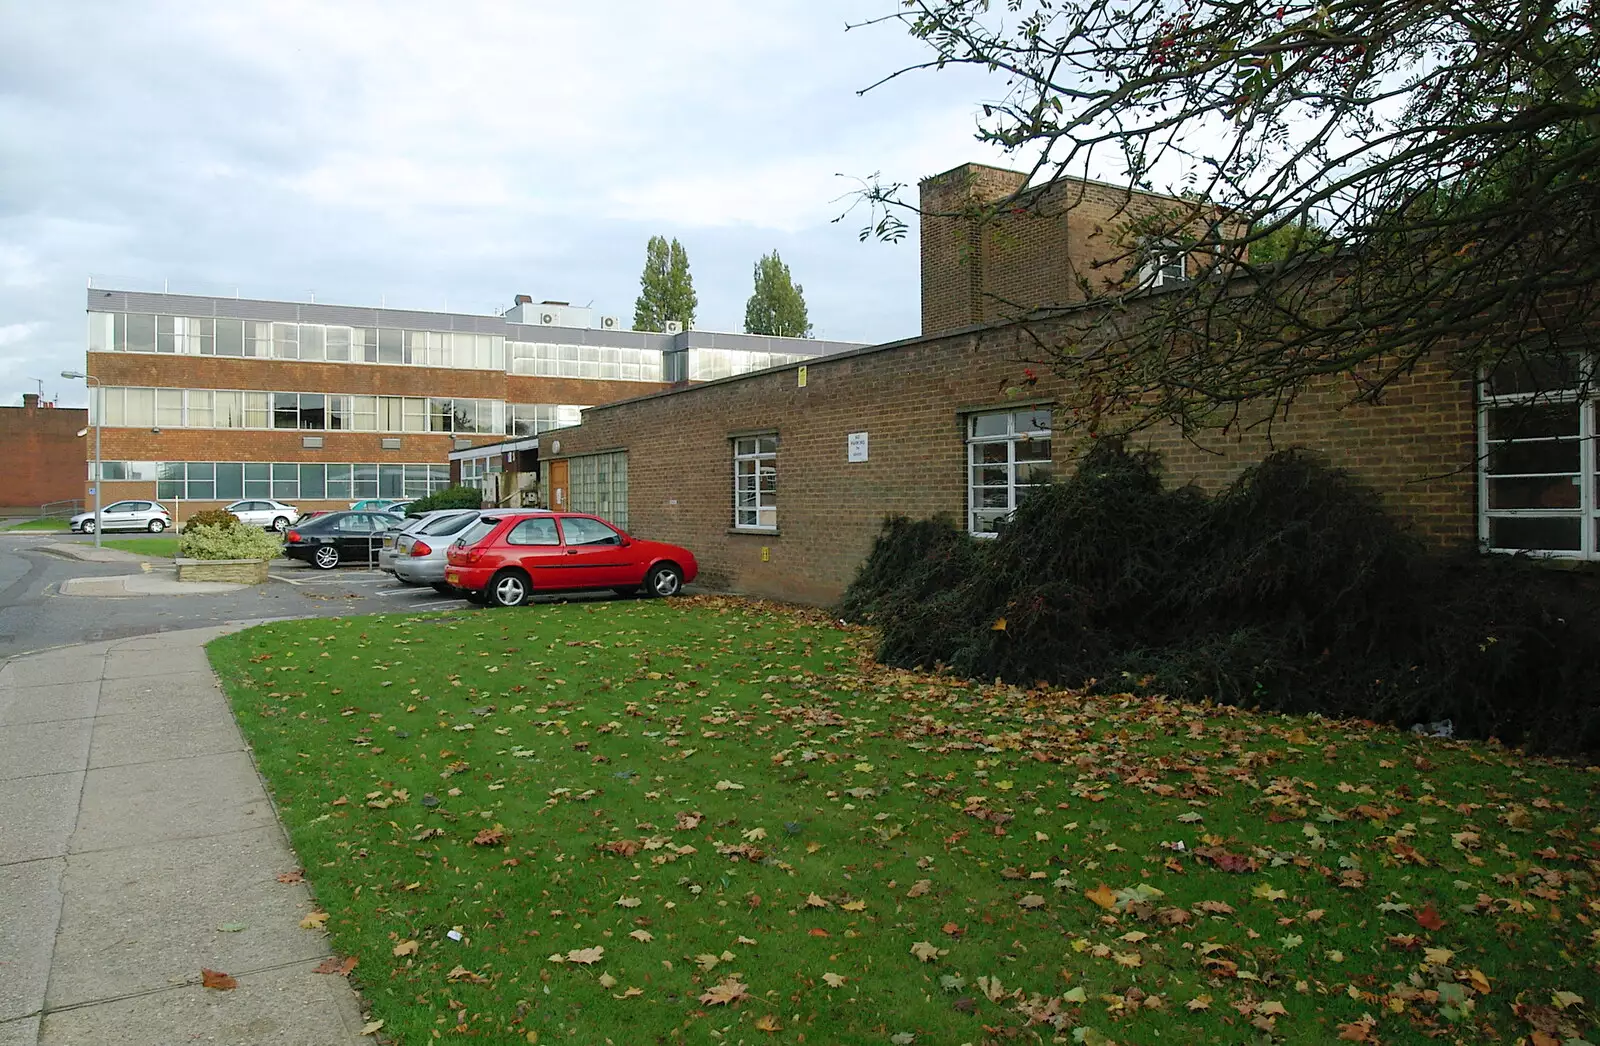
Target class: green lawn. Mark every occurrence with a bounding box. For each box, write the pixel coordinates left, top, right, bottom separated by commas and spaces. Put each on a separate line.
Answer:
102, 537, 180, 558
3, 518, 69, 531
207, 598, 1600, 1046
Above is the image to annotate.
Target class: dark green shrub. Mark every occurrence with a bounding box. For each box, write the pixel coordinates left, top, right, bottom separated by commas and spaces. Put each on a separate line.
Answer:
840, 440, 1600, 757
406, 486, 485, 515
182, 508, 244, 533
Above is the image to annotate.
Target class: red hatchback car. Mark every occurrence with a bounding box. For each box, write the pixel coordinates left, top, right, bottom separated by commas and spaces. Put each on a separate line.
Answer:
444, 511, 698, 607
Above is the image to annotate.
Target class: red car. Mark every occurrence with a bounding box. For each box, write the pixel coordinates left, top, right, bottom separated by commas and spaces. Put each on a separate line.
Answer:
444, 511, 698, 607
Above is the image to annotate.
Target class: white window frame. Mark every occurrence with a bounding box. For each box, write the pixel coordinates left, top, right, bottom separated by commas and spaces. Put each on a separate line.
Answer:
732, 435, 778, 531
1137, 241, 1187, 288
966, 408, 1053, 537
1477, 353, 1597, 558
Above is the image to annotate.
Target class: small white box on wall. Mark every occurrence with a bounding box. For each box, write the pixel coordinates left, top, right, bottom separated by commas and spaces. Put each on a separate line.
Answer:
847, 431, 869, 463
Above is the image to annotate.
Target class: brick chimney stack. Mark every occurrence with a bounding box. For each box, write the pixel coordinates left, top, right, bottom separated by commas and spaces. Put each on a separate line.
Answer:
22, 393, 39, 410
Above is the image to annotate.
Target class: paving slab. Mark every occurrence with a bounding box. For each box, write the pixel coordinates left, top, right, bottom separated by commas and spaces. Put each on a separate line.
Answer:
0, 858, 63, 1022
58, 574, 247, 597
70, 750, 271, 853
38, 960, 366, 1046
101, 645, 212, 680
47, 826, 326, 1008
0, 657, 105, 688
0, 718, 93, 782
94, 671, 222, 717
0, 771, 83, 865
0, 680, 101, 726
0, 1015, 40, 1046
88, 703, 244, 769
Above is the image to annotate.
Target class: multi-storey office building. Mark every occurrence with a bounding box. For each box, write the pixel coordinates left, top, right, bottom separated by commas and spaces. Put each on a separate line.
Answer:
81, 289, 862, 521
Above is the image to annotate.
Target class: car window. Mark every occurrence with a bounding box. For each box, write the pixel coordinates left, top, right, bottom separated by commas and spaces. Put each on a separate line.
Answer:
335, 514, 374, 533
421, 512, 477, 536
104, 501, 134, 513
372, 514, 398, 530
455, 517, 501, 548
507, 517, 560, 546
560, 517, 623, 546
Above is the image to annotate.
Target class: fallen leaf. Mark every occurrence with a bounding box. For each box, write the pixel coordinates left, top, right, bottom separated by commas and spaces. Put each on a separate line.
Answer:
1017, 894, 1045, 909
393, 939, 420, 957
910, 941, 945, 963
1186, 994, 1212, 1012
822, 972, 847, 987
216, 922, 247, 933
1552, 990, 1585, 1009
615, 986, 643, 999
754, 1014, 781, 1032
615, 896, 642, 908
698, 977, 751, 1006
907, 879, 933, 898
565, 946, 604, 965
598, 973, 617, 989
1084, 884, 1118, 910
313, 955, 358, 976
1259, 1000, 1288, 1016
446, 965, 489, 984
276, 870, 305, 884
360, 1020, 385, 1035
1251, 882, 1288, 902
299, 911, 329, 929
1336, 1018, 1375, 1041
628, 929, 654, 943
471, 827, 506, 846
842, 900, 867, 912
1465, 968, 1491, 994
200, 968, 237, 991
805, 893, 831, 908
1415, 904, 1446, 931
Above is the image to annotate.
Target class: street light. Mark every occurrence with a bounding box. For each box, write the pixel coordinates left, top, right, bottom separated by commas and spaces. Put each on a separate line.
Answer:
61, 369, 102, 548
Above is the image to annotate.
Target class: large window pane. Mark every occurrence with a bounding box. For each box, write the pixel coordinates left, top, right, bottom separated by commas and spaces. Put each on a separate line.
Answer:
299, 325, 325, 361
272, 393, 299, 429
215, 318, 244, 356
186, 389, 214, 428
353, 464, 378, 498
378, 329, 403, 364
1488, 440, 1580, 475
1488, 476, 1581, 509
244, 392, 270, 428
186, 462, 216, 501
327, 464, 352, 500
379, 464, 404, 498
244, 463, 271, 498
299, 394, 326, 430
272, 323, 298, 359
216, 462, 244, 500
271, 463, 299, 499
157, 461, 185, 500
299, 464, 326, 499
156, 389, 184, 428
326, 327, 351, 362
124, 388, 156, 428
1488, 516, 1581, 552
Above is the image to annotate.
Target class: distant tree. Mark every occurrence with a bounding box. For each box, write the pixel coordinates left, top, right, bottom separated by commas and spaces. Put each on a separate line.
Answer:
743, 251, 813, 337
633, 236, 698, 332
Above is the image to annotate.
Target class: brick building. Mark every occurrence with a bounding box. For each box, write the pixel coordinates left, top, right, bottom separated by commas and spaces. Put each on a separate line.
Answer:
0, 394, 90, 514
78, 288, 862, 521
529, 162, 1595, 603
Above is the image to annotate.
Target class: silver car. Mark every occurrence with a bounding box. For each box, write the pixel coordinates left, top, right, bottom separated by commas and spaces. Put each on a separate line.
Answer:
222, 499, 300, 532
70, 500, 172, 534
377, 512, 433, 575
392, 510, 482, 591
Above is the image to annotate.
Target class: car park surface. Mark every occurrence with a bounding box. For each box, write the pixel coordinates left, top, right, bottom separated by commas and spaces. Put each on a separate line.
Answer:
444, 510, 697, 607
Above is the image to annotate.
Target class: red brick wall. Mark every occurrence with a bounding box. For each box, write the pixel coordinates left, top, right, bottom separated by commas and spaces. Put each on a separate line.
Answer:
546, 323, 1477, 605
0, 400, 89, 510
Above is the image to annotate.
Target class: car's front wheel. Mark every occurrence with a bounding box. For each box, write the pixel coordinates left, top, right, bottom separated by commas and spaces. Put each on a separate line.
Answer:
312, 546, 340, 570
488, 570, 530, 607
271, 516, 290, 532
81, 519, 97, 534
645, 563, 684, 598
147, 519, 166, 533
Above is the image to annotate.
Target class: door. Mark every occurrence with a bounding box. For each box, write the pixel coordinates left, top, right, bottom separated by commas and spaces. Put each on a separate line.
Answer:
555, 516, 634, 588
101, 501, 139, 530
548, 460, 569, 511
334, 513, 385, 562
503, 515, 565, 588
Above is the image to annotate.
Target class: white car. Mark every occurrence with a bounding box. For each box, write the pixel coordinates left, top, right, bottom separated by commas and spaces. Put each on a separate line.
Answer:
70, 500, 172, 534
222, 499, 300, 531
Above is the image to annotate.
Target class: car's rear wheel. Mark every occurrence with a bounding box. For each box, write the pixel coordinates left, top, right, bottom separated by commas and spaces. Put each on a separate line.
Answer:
645, 563, 683, 598
81, 519, 97, 534
488, 570, 530, 607
147, 519, 166, 533
312, 546, 340, 570
271, 516, 290, 532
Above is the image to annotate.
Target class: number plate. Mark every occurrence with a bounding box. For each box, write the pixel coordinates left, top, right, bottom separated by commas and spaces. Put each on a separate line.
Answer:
446, 572, 459, 584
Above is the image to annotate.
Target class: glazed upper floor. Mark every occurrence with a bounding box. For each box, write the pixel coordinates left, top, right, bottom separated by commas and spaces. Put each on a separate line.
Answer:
86, 288, 866, 384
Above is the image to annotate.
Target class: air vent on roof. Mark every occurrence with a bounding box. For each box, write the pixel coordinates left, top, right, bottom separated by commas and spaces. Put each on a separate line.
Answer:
540, 312, 557, 325
600, 315, 621, 330
663, 320, 683, 334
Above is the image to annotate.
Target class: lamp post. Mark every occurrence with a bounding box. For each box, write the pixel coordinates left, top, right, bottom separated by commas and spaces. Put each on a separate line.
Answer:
61, 370, 102, 548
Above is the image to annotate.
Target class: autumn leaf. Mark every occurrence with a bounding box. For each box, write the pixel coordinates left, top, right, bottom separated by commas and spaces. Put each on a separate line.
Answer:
754, 1014, 781, 1032
200, 968, 237, 991
393, 939, 420, 957
628, 929, 654, 942
906, 879, 932, 898
299, 911, 329, 929
359, 1019, 384, 1036
1465, 968, 1491, 994
1084, 884, 1118, 910
842, 900, 867, 912
1415, 904, 1446, 931
1017, 894, 1045, 909
1186, 994, 1212, 1012
565, 946, 604, 965
676, 811, 703, 830
805, 893, 831, 908
446, 965, 489, 983
1336, 1017, 1376, 1041
615, 896, 642, 908
471, 826, 506, 846
910, 941, 945, 963
713, 780, 745, 791
1195, 899, 1235, 915
698, 977, 751, 1006
1552, 990, 1585, 1009
1251, 882, 1287, 902
313, 955, 358, 976
1259, 1001, 1288, 1016
276, 870, 305, 884
822, 972, 847, 987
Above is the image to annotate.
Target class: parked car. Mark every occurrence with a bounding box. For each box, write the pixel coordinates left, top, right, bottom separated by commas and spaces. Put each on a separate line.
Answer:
445, 511, 697, 607
350, 498, 404, 512
283, 511, 401, 570
377, 509, 471, 576
70, 500, 172, 534
392, 510, 483, 591
220, 499, 300, 532
383, 499, 417, 517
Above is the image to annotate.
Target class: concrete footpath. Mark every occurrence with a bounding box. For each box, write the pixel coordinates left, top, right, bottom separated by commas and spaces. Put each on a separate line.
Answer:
0, 626, 367, 1045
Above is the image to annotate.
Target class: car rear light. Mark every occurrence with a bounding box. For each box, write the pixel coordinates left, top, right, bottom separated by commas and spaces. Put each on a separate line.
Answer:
286, 530, 300, 542
410, 541, 432, 557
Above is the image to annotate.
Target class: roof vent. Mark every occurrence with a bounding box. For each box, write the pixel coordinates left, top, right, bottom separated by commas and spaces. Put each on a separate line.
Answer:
514, 294, 532, 305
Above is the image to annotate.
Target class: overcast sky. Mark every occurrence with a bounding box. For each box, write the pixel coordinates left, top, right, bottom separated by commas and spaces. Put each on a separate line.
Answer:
0, 1, 1025, 408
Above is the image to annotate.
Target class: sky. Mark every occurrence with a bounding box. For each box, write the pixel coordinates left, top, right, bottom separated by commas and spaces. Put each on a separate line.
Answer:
0, 0, 1026, 409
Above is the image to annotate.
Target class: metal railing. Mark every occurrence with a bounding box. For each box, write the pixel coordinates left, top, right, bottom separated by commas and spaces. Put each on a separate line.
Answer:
38, 499, 83, 519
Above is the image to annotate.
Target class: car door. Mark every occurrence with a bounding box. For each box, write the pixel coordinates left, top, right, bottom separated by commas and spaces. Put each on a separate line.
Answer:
100, 500, 138, 530
502, 515, 566, 588
554, 516, 634, 588
333, 512, 379, 561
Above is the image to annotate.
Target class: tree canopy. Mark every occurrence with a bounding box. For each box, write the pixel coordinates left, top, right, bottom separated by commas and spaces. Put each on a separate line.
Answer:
852, 0, 1600, 435
743, 251, 813, 337
633, 235, 697, 332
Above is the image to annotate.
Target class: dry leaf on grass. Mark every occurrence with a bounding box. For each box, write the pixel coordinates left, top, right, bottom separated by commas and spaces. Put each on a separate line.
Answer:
299, 911, 329, 929
698, 977, 751, 1006
392, 939, 420, 957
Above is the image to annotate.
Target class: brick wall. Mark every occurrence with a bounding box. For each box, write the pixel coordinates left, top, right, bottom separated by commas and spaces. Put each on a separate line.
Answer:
545, 318, 1477, 605
0, 398, 89, 510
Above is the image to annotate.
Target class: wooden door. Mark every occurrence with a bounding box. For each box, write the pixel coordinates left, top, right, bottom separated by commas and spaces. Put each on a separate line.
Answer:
548, 460, 569, 511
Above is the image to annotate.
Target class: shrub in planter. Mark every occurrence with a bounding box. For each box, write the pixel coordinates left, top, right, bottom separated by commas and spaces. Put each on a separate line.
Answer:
182, 509, 244, 533
178, 523, 284, 561
405, 485, 485, 515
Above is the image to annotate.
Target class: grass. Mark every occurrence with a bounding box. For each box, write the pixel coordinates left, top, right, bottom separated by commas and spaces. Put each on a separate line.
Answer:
3, 518, 69, 531
208, 597, 1600, 1046
101, 537, 180, 558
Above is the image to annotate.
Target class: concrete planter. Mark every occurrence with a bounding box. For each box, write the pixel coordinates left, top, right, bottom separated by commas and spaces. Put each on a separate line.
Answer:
175, 557, 271, 584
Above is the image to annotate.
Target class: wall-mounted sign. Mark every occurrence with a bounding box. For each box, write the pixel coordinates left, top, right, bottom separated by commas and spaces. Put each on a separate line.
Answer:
797, 365, 807, 388
550, 439, 561, 454
847, 431, 869, 463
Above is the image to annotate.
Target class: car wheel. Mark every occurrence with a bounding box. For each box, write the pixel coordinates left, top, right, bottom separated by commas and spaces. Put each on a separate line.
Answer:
488, 570, 530, 607
147, 519, 166, 533
312, 546, 340, 570
645, 563, 684, 598
271, 516, 290, 532
82, 519, 97, 534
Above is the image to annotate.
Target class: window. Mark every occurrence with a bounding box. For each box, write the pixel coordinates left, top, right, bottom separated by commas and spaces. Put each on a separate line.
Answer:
733, 436, 777, 530
300, 464, 326, 499
155, 389, 184, 428
217, 463, 244, 500
1480, 353, 1598, 557
272, 323, 299, 359
327, 464, 352, 500
272, 393, 300, 429
561, 517, 622, 546
565, 451, 629, 529
187, 390, 214, 427
1138, 241, 1187, 288
967, 408, 1053, 535
215, 318, 244, 356
508, 517, 560, 545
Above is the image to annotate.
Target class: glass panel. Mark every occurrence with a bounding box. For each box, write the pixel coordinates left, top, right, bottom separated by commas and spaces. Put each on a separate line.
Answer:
973, 465, 1009, 486
244, 463, 271, 498
1016, 461, 1054, 485
125, 314, 156, 353
1487, 353, 1585, 396
978, 487, 1010, 509
156, 390, 184, 427
216, 462, 244, 500
353, 464, 378, 498
273, 393, 298, 429
403, 399, 427, 432
300, 464, 326, 499
508, 517, 560, 545
403, 465, 429, 498
186, 462, 215, 500
299, 394, 326, 430
87, 312, 113, 353
422, 512, 478, 536
186, 390, 214, 427
976, 443, 1009, 465
970, 413, 1010, 438
325, 327, 351, 361
215, 319, 243, 356
299, 325, 325, 361
244, 392, 270, 428
379, 464, 404, 498
124, 388, 155, 427
351, 396, 378, 431
1488, 440, 1580, 475
1015, 437, 1052, 462
1486, 404, 1579, 441
1488, 515, 1581, 551
1016, 408, 1052, 433
326, 464, 352, 500
561, 517, 622, 546
271, 463, 299, 499
1488, 476, 1581, 509
757, 436, 778, 455
378, 329, 403, 364
429, 398, 454, 433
